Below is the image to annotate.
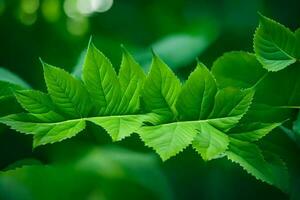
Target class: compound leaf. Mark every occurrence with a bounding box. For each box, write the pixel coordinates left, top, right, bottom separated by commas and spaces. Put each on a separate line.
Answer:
140, 62, 254, 161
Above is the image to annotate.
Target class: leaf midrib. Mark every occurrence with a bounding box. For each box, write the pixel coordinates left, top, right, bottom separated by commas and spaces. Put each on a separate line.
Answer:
260, 30, 296, 61
90, 47, 109, 111
1, 114, 149, 125
48, 70, 82, 117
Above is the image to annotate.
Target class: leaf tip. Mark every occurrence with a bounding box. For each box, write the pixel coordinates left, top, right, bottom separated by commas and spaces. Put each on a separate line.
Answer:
39, 57, 45, 66
87, 35, 96, 51
111, 136, 119, 142
150, 48, 159, 58
257, 11, 264, 18
88, 35, 94, 45
151, 49, 165, 66
196, 61, 207, 69
195, 57, 201, 65
257, 12, 269, 23
160, 154, 169, 162
39, 59, 50, 71
32, 141, 41, 150
12, 89, 25, 99
120, 44, 130, 55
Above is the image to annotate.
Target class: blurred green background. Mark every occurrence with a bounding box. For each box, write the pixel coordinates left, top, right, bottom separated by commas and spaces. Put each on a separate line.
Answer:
0, 0, 300, 199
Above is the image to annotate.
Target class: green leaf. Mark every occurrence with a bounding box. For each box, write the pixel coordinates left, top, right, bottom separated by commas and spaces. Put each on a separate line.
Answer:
0, 114, 85, 148
117, 47, 146, 114
142, 54, 181, 122
190, 88, 254, 161
176, 63, 217, 120
229, 122, 281, 142
141, 81, 253, 161
226, 138, 289, 192
254, 63, 300, 108
212, 51, 300, 108
88, 114, 148, 141
15, 90, 65, 122
82, 41, 121, 115
262, 151, 290, 193
175, 63, 239, 161
212, 52, 294, 123
138, 121, 200, 161
192, 123, 229, 161
208, 88, 254, 130
254, 14, 297, 71
140, 62, 254, 161
211, 51, 300, 124
211, 52, 266, 89
43, 62, 92, 118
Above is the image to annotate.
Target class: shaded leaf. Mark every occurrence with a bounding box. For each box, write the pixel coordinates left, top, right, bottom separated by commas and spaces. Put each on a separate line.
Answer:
229, 122, 282, 142
212, 52, 266, 89
226, 138, 289, 192
254, 14, 297, 71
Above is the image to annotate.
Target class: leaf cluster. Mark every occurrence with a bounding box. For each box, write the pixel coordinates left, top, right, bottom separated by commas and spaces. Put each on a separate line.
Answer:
1, 14, 300, 193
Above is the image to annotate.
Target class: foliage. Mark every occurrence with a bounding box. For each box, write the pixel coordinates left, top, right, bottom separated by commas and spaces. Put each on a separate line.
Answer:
1, 14, 300, 196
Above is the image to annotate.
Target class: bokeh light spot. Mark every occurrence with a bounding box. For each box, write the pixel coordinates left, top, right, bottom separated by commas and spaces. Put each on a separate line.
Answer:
21, 0, 39, 14
77, 0, 113, 14
41, 0, 61, 22
66, 17, 89, 36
